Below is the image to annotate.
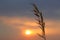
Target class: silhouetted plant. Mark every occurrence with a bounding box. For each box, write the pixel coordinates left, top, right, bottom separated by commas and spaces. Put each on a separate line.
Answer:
32, 3, 46, 40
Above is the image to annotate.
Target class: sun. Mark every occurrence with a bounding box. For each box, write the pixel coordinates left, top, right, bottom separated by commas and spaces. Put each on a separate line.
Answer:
25, 30, 32, 35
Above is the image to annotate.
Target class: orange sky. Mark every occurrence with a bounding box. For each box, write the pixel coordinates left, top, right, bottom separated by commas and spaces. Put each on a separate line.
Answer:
0, 16, 60, 40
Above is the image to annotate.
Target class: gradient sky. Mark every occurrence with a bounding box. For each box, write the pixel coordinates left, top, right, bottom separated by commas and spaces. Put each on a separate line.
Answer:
0, 0, 60, 40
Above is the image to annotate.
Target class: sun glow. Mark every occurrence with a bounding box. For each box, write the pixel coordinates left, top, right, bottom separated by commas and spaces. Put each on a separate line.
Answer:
25, 30, 32, 35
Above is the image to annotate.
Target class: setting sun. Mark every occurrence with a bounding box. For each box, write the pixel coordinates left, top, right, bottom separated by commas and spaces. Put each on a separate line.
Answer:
25, 30, 32, 35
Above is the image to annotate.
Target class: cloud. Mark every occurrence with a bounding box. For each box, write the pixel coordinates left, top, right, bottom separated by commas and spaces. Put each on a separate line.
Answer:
0, 16, 60, 40
0, 0, 60, 19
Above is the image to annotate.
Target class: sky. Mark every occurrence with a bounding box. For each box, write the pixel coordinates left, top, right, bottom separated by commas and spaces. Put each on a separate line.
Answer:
0, 0, 60, 40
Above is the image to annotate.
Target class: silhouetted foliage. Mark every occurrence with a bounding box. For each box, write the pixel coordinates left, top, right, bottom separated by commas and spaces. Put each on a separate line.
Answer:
32, 3, 46, 40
